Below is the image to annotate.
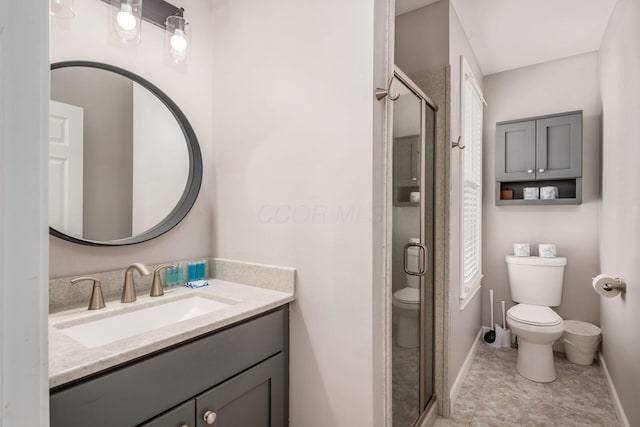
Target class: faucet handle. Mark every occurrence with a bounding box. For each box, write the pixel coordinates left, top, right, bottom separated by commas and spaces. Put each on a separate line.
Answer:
150, 264, 175, 297
71, 276, 106, 310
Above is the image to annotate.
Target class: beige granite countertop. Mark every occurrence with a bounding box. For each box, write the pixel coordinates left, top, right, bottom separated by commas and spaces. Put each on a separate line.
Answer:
49, 279, 294, 388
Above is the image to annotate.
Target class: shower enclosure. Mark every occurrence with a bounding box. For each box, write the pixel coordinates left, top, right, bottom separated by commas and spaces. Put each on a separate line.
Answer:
389, 68, 437, 426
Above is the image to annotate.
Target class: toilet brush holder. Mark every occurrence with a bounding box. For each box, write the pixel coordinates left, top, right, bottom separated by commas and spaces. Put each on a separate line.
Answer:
487, 324, 502, 348
494, 325, 512, 348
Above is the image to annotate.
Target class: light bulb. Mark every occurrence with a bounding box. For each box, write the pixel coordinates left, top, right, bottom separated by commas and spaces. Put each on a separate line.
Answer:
116, 4, 137, 31
170, 29, 187, 53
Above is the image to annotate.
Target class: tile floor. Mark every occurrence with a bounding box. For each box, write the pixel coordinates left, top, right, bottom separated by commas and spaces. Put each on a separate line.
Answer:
392, 340, 420, 427
434, 343, 621, 427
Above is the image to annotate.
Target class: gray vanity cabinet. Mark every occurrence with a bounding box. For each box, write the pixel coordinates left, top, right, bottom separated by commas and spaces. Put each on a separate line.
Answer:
50, 306, 289, 427
141, 353, 284, 427
195, 353, 284, 427
140, 400, 195, 427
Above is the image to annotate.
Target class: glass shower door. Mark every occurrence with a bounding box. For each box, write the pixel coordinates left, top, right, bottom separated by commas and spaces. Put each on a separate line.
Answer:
390, 69, 436, 426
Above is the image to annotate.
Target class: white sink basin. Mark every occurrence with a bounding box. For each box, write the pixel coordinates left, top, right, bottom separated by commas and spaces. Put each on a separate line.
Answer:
55, 295, 232, 348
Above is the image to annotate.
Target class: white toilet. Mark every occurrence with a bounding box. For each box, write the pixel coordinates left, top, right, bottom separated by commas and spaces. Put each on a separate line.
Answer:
505, 255, 567, 382
393, 240, 421, 348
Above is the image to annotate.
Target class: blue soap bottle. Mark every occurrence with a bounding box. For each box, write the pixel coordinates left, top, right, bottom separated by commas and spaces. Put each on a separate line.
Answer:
197, 260, 206, 280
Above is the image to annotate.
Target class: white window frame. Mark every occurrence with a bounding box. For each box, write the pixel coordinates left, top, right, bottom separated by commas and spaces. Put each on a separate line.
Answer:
459, 56, 485, 309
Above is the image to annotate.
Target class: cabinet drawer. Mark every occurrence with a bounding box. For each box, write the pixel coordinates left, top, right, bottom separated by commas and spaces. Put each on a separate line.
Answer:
139, 400, 195, 427
51, 307, 287, 427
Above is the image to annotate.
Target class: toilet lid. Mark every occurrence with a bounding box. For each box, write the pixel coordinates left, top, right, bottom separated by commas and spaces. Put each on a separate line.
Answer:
394, 287, 420, 303
507, 304, 562, 326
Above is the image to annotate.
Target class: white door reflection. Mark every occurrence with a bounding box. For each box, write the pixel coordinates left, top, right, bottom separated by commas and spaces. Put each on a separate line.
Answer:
49, 100, 84, 237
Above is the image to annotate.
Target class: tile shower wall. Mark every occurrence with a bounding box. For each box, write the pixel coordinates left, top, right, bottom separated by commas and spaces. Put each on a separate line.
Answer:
49, 0, 214, 277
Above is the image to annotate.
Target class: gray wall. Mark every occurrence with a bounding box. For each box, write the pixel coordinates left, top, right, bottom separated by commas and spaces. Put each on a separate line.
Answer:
210, 0, 381, 425
395, 0, 449, 76
51, 68, 134, 241
482, 52, 601, 329
447, 2, 483, 392
598, 0, 640, 424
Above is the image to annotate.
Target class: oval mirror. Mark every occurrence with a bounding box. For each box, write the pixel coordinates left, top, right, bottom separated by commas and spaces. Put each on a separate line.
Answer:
49, 61, 202, 246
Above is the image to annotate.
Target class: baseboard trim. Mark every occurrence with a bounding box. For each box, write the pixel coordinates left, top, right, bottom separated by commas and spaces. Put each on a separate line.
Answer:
449, 328, 482, 408
599, 351, 630, 427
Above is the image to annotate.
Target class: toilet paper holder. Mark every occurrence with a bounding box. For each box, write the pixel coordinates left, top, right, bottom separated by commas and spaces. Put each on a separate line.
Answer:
602, 277, 626, 293
596, 276, 627, 293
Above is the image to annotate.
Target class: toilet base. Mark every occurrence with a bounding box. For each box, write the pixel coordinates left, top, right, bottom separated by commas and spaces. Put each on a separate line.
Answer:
516, 340, 556, 382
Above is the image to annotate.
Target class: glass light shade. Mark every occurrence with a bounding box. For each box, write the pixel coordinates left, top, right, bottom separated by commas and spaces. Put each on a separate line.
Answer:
51, 0, 75, 18
111, 0, 142, 43
166, 15, 190, 63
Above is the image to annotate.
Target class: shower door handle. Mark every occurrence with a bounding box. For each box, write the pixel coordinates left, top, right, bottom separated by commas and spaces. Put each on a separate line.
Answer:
404, 242, 428, 276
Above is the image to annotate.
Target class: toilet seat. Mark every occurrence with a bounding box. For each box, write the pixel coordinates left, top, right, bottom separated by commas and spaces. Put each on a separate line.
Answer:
393, 287, 419, 304
507, 304, 562, 326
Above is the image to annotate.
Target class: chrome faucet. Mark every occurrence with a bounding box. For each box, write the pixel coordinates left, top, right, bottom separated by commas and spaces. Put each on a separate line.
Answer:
150, 264, 175, 297
121, 263, 151, 303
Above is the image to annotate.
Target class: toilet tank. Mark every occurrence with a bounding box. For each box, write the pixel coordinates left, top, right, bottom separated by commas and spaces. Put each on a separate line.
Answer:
505, 255, 567, 306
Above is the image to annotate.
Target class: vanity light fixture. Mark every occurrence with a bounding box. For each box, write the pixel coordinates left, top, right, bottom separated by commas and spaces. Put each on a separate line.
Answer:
111, 0, 142, 42
165, 9, 189, 63
101, 0, 186, 46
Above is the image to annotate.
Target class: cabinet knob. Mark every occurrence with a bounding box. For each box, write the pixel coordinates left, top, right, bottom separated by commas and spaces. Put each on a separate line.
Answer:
539, 168, 545, 173
203, 410, 217, 425
527, 169, 533, 174
181, 425, 189, 427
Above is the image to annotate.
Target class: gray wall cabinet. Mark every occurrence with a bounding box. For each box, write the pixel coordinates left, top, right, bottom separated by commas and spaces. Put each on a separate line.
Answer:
50, 306, 289, 427
393, 135, 420, 206
495, 111, 583, 205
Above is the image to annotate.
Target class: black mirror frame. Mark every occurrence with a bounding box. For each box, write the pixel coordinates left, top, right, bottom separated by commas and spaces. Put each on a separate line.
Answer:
49, 61, 203, 246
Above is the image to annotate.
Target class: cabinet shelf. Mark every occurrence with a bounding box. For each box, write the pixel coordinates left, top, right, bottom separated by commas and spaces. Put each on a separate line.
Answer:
394, 183, 420, 207
496, 179, 582, 206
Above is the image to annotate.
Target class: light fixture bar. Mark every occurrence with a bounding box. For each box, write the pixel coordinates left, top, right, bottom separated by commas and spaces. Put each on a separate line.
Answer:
100, 0, 181, 29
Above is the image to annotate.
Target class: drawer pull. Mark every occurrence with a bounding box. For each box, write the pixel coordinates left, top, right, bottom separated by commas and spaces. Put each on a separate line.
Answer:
180, 425, 189, 427
203, 410, 217, 425
539, 168, 545, 173
527, 169, 533, 174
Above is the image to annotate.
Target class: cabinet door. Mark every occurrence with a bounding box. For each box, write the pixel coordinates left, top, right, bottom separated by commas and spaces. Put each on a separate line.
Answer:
139, 400, 195, 427
536, 113, 582, 179
196, 353, 285, 427
495, 120, 536, 181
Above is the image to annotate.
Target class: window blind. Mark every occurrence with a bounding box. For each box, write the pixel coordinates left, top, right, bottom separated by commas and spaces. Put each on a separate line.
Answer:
462, 76, 483, 292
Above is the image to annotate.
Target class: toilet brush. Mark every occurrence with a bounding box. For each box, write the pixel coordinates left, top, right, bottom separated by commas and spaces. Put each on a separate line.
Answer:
484, 289, 496, 343
501, 300, 506, 330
